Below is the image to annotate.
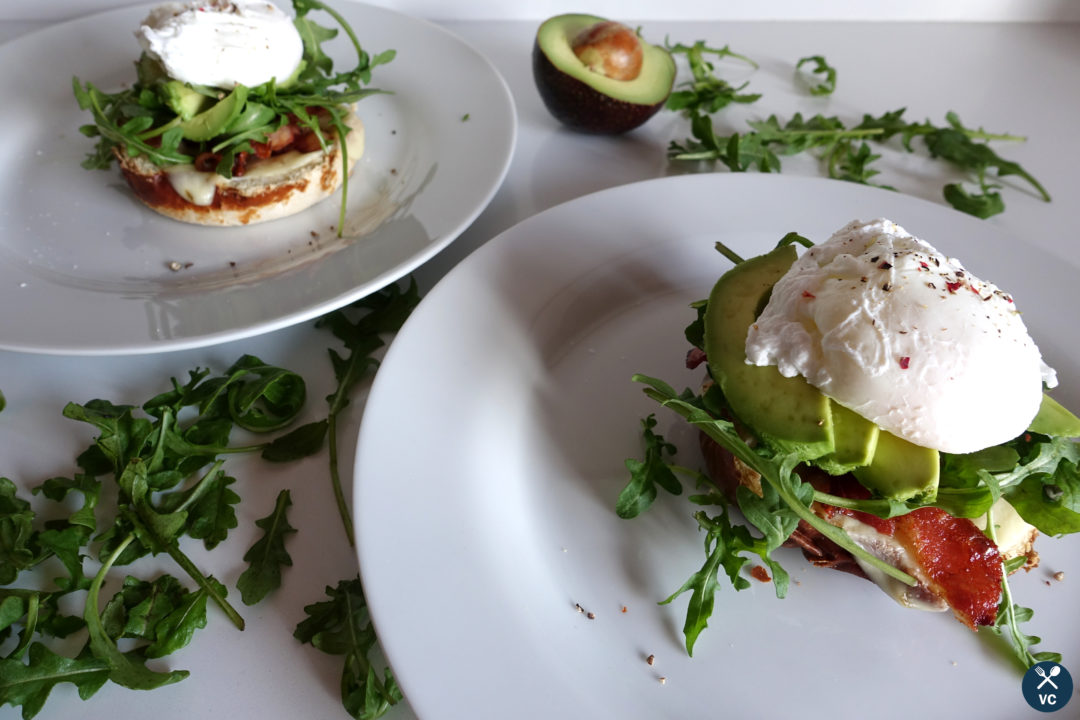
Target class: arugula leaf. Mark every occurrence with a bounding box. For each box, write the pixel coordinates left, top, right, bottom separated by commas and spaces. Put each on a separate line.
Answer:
943, 182, 1005, 219
295, 577, 402, 720
0, 478, 37, 585
795, 55, 837, 96
261, 419, 329, 462
665, 40, 760, 115
661, 510, 736, 655
1005, 461, 1080, 536
979, 496, 1061, 668
0, 642, 109, 719
314, 278, 421, 544
84, 535, 189, 691
145, 579, 220, 659
237, 490, 296, 606
616, 415, 682, 518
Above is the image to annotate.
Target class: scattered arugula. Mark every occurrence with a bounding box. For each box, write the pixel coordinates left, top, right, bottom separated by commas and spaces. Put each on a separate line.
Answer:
309, 277, 421, 545
0, 354, 321, 717
0, 277, 422, 718
72, 0, 394, 235
237, 490, 297, 606
795, 55, 837, 96
665, 40, 760, 115
295, 577, 402, 719
669, 108, 1049, 218
663, 37, 1049, 218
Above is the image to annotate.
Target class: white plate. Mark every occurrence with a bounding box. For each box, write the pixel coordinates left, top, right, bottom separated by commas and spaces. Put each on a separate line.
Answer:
355, 174, 1080, 720
0, 2, 514, 355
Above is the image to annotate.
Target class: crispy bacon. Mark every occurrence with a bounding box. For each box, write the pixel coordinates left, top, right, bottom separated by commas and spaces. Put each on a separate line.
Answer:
251, 124, 299, 158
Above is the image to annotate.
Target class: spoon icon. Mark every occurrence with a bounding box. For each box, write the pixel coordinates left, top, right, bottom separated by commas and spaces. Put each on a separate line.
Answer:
1036, 665, 1061, 690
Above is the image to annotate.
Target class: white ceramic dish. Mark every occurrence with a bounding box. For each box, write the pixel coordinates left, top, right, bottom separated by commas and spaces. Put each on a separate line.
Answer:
0, 2, 515, 354
355, 174, 1080, 720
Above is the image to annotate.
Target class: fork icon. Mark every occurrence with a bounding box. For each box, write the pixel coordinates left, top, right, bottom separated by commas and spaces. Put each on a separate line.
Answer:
1036, 665, 1061, 690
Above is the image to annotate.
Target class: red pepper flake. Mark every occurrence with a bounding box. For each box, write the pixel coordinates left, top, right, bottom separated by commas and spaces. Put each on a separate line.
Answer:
621, 606, 628, 613
899, 356, 911, 369
750, 566, 772, 583
970, 284, 981, 296
1005, 295, 1014, 304
919, 261, 930, 270
945, 280, 963, 293
802, 290, 816, 299
878, 261, 893, 270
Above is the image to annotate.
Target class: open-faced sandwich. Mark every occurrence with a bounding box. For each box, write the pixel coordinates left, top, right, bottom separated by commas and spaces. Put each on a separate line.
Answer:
623, 218, 1080, 665
73, 0, 392, 227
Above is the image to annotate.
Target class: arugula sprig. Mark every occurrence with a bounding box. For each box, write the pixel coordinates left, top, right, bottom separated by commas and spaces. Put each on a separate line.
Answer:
295, 577, 402, 720
670, 105, 1047, 218
665, 40, 760, 116
796, 55, 837, 96
302, 278, 421, 545
661, 33, 1048, 218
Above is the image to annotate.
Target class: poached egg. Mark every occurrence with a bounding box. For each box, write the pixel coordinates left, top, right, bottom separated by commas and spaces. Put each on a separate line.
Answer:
136, 0, 304, 89
745, 218, 1055, 454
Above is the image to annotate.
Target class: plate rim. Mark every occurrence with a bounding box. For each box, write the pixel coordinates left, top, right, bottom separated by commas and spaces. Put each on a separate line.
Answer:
354, 173, 1080, 719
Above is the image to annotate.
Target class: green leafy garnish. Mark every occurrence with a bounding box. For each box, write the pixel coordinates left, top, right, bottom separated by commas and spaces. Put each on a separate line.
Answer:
0, 354, 320, 718
616, 414, 682, 518
0, 643, 109, 717
662, 33, 1049, 218
312, 278, 421, 544
665, 40, 760, 115
795, 55, 837, 96
295, 577, 402, 720
237, 490, 297, 606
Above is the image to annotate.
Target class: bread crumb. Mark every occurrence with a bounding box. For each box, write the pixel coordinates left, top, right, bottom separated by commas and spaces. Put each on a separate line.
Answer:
646, 654, 655, 666
1053, 571, 1065, 582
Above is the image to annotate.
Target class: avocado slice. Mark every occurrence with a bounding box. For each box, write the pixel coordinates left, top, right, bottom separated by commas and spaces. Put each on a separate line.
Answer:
532, 14, 675, 134
1028, 393, 1080, 437
853, 430, 939, 502
160, 80, 212, 121
180, 85, 248, 142
704, 244, 834, 459
816, 401, 880, 475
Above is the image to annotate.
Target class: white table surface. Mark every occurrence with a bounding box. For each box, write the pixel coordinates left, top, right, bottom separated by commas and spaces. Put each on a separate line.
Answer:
0, 10, 1078, 720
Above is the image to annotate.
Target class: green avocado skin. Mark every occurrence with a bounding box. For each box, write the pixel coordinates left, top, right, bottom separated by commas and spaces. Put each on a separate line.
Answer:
532, 38, 668, 134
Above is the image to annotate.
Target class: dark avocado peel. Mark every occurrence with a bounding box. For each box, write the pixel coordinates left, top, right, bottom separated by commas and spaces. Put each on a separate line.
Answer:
532, 14, 675, 134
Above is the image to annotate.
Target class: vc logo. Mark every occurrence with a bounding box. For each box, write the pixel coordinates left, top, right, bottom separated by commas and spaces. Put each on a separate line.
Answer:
1022, 661, 1073, 712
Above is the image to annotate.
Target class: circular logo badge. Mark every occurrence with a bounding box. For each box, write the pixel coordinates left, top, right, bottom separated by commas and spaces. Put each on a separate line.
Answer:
1022, 661, 1073, 712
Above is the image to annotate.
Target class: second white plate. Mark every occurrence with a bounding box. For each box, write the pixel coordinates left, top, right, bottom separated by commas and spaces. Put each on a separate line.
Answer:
356, 174, 1080, 720
0, 2, 515, 354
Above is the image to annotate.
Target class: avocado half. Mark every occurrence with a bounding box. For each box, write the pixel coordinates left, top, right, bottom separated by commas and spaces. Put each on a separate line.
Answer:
532, 14, 675, 134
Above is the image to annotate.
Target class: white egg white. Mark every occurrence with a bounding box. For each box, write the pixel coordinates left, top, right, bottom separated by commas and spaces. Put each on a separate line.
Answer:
137, 0, 304, 89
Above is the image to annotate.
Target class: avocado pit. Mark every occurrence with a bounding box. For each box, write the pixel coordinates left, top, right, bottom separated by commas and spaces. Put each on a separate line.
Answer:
533, 13, 675, 134
571, 21, 643, 82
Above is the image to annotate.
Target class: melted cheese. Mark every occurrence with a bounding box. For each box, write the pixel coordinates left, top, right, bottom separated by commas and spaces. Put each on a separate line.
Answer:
164, 164, 220, 205
836, 516, 947, 612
